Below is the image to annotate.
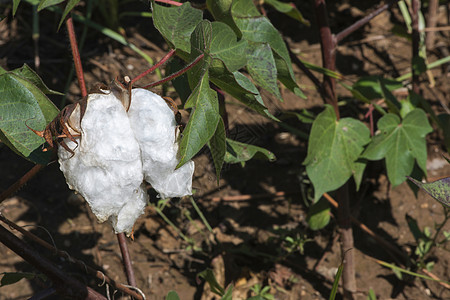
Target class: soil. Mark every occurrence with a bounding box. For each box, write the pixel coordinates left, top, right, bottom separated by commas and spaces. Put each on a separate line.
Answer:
1, 1, 450, 300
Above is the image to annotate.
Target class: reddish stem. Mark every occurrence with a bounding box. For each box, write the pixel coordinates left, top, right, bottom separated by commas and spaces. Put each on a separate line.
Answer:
117, 233, 137, 287
66, 17, 87, 97
131, 49, 176, 85
143, 53, 205, 89
0, 164, 44, 204
314, 0, 338, 118
155, 0, 182, 6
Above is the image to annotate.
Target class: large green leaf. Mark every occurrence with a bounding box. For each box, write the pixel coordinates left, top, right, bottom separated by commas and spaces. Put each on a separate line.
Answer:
231, 0, 302, 98
274, 52, 305, 99
210, 22, 247, 72
225, 139, 276, 166
13, 0, 21, 15
0, 64, 62, 95
408, 176, 450, 207
263, 0, 310, 25
178, 71, 220, 167
187, 20, 212, 89
362, 109, 432, 186
304, 105, 371, 200
209, 119, 226, 182
0, 73, 59, 164
211, 69, 277, 120
246, 42, 281, 100
206, 0, 241, 37
152, 1, 203, 53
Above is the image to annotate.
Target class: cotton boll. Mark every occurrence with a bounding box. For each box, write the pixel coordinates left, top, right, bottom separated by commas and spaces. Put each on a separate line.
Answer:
58, 92, 148, 235
127, 88, 194, 198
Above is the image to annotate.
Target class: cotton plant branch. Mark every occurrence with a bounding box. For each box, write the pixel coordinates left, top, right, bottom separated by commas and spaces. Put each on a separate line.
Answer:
0, 223, 106, 299
0, 213, 145, 299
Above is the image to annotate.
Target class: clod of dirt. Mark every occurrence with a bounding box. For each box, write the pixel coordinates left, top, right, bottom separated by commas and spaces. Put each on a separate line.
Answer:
58, 86, 194, 235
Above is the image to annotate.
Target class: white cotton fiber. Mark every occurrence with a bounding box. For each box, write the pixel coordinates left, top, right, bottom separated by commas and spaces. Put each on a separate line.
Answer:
58, 86, 194, 235
127, 88, 194, 199
58, 92, 148, 235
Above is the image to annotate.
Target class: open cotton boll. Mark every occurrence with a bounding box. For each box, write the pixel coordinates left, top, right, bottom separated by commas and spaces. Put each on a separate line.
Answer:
58, 92, 148, 235
127, 88, 194, 199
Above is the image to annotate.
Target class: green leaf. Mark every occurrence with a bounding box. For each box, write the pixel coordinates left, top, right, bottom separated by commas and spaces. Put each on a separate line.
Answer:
210, 22, 247, 72
367, 288, 377, 300
353, 159, 367, 191
306, 198, 330, 230
152, 1, 203, 53
263, 0, 310, 26
274, 52, 306, 99
379, 79, 401, 115
352, 76, 403, 100
246, 42, 281, 100
225, 139, 276, 165
13, 0, 21, 15
362, 109, 432, 186
329, 258, 344, 300
206, 0, 241, 37
0, 272, 43, 286
165, 291, 181, 300
166, 58, 191, 105
1, 64, 63, 95
178, 72, 220, 168
0, 73, 59, 164
221, 285, 233, 300
412, 56, 427, 75
231, 0, 302, 97
187, 20, 212, 89
37, 0, 64, 11
304, 105, 371, 200
209, 119, 226, 182
407, 176, 450, 207
210, 69, 277, 120
58, 0, 81, 30
198, 269, 225, 296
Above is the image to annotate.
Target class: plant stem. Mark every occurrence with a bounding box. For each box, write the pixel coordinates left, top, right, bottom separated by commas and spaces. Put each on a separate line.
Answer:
155, 0, 182, 6
117, 232, 137, 287
313, 0, 338, 118
131, 49, 176, 85
425, 0, 439, 50
66, 17, 87, 97
0, 224, 106, 299
0, 214, 144, 299
335, 0, 399, 43
411, 0, 421, 94
143, 53, 205, 89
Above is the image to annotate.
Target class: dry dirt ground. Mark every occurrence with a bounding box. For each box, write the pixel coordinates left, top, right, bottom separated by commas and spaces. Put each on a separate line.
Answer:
1, 1, 450, 299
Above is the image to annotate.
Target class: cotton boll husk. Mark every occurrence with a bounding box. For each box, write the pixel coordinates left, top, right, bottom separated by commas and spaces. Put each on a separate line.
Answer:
127, 88, 194, 198
58, 92, 148, 234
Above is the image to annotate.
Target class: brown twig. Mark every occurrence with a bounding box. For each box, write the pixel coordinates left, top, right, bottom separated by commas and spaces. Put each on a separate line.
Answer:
411, 0, 421, 95
323, 193, 406, 264
66, 17, 87, 97
117, 233, 137, 287
0, 214, 144, 300
335, 0, 400, 43
425, 0, 439, 50
0, 164, 45, 204
0, 223, 106, 299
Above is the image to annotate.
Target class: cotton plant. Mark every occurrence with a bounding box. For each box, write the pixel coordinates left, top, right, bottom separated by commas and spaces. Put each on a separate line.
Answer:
56, 81, 194, 235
